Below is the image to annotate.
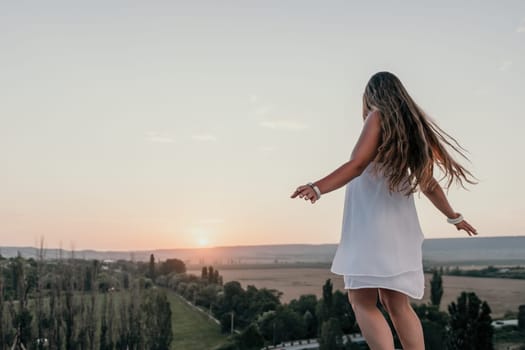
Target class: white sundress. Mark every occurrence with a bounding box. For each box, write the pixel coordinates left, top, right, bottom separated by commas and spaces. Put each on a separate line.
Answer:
330, 161, 425, 299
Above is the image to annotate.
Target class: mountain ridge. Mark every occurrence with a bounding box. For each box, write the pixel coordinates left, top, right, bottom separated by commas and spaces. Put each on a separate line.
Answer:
1, 236, 524, 266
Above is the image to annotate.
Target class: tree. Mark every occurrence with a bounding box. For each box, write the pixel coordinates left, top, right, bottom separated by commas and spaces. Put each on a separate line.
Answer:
86, 292, 97, 350
126, 288, 144, 349
332, 290, 356, 334
243, 286, 281, 324
218, 281, 245, 331
123, 272, 130, 289
208, 266, 215, 284
148, 254, 156, 279
430, 269, 444, 307
196, 285, 220, 308
9, 254, 33, 348
447, 291, 494, 350
257, 306, 306, 344
317, 279, 334, 327
215, 282, 281, 333
99, 292, 117, 350
322, 279, 333, 310
234, 323, 265, 350
49, 274, 64, 349
64, 286, 76, 349
290, 294, 318, 338
0, 278, 4, 348
115, 294, 129, 350
99, 294, 114, 350
290, 294, 318, 315
413, 303, 448, 350
159, 258, 186, 275
142, 289, 173, 350
13, 307, 33, 348
518, 304, 525, 331
303, 310, 316, 339
83, 264, 95, 291
318, 317, 344, 350
476, 301, 494, 349
201, 266, 208, 280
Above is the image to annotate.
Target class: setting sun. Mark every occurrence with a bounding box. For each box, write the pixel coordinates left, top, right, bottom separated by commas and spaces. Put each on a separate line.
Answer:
198, 237, 209, 247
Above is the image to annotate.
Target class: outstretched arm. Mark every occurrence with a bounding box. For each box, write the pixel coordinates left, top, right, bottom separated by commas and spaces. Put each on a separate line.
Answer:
291, 110, 381, 202
422, 178, 478, 236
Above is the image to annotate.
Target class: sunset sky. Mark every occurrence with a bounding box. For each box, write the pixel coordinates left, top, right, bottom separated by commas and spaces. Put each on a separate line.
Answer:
2, 1, 524, 250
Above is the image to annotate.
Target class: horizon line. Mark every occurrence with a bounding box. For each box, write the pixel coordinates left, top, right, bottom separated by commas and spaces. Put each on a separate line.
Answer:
1, 234, 523, 253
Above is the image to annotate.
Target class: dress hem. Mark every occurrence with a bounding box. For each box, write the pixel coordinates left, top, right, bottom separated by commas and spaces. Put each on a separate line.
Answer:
330, 266, 422, 278
343, 284, 425, 300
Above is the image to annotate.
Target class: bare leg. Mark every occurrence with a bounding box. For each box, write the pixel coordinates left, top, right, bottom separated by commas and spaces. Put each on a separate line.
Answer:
347, 288, 395, 350
378, 288, 425, 350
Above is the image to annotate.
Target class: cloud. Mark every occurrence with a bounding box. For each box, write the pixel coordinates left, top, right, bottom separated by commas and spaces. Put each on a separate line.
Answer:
145, 131, 175, 143
191, 133, 217, 142
517, 18, 525, 33
498, 60, 512, 72
259, 120, 309, 131
249, 94, 258, 104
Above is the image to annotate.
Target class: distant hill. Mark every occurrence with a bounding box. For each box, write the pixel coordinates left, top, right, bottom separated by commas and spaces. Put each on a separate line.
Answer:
1, 236, 524, 266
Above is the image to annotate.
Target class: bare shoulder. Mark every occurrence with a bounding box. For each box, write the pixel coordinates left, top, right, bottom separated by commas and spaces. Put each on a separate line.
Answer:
364, 110, 382, 126
362, 110, 382, 134
350, 109, 382, 168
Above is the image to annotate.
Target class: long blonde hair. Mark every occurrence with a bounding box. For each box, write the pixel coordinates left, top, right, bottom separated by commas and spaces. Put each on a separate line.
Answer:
363, 71, 476, 195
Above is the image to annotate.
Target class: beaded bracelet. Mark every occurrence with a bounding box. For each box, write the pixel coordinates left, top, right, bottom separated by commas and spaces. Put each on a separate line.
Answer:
307, 182, 322, 200
447, 213, 464, 225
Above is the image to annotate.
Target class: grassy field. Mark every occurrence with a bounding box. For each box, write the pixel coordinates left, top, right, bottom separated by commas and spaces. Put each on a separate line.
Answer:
167, 290, 228, 350
9, 289, 227, 350
189, 267, 525, 319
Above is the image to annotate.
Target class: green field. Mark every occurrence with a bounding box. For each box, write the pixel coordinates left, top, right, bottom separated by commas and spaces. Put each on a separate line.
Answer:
3, 289, 228, 350
168, 291, 228, 350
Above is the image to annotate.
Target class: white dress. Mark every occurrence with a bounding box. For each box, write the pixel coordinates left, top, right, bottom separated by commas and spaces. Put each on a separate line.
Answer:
330, 161, 425, 299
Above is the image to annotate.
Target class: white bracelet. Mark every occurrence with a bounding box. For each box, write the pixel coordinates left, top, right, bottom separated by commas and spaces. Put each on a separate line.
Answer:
307, 182, 321, 200
447, 213, 464, 225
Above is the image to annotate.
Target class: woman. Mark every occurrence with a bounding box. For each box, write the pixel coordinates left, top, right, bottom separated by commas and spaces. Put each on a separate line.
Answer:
291, 71, 477, 350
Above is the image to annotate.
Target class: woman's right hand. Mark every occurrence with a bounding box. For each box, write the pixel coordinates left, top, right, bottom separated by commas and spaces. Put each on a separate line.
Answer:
291, 184, 319, 204
454, 219, 478, 236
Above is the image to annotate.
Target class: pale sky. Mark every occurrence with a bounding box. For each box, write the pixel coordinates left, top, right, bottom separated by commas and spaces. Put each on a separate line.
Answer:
1, 1, 524, 250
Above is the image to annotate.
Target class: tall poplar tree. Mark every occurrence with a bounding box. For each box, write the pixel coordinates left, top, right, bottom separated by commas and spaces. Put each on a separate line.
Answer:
447, 292, 493, 350
430, 269, 444, 307
148, 254, 156, 279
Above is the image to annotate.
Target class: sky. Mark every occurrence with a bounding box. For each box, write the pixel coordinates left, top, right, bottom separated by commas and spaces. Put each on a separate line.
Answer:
1, 1, 524, 250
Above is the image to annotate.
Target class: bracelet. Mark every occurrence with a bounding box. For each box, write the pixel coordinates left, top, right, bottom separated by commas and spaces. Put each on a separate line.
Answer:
307, 182, 321, 200
447, 213, 464, 225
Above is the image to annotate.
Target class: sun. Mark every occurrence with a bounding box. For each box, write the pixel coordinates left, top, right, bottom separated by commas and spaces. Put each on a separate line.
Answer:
198, 237, 209, 247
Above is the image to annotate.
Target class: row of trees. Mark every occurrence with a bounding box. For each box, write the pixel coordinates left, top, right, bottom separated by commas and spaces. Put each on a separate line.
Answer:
147, 254, 186, 279
0, 252, 175, 350
170, 266, 504, 350
167, 271, 360, 349
443, 265, 525, 280
213, 279, 359, 350
3, 249, 521, 349
415, 269, 494, 350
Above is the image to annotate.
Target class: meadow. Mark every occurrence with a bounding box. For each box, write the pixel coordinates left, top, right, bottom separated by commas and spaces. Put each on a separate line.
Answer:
0, 287, 228, 349
189, 267, 525, 319
168, 291, 227, 350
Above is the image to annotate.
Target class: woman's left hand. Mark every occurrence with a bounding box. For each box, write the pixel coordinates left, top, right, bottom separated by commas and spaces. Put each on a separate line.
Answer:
454, 219, 478, 236
291, 185, 318, 204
